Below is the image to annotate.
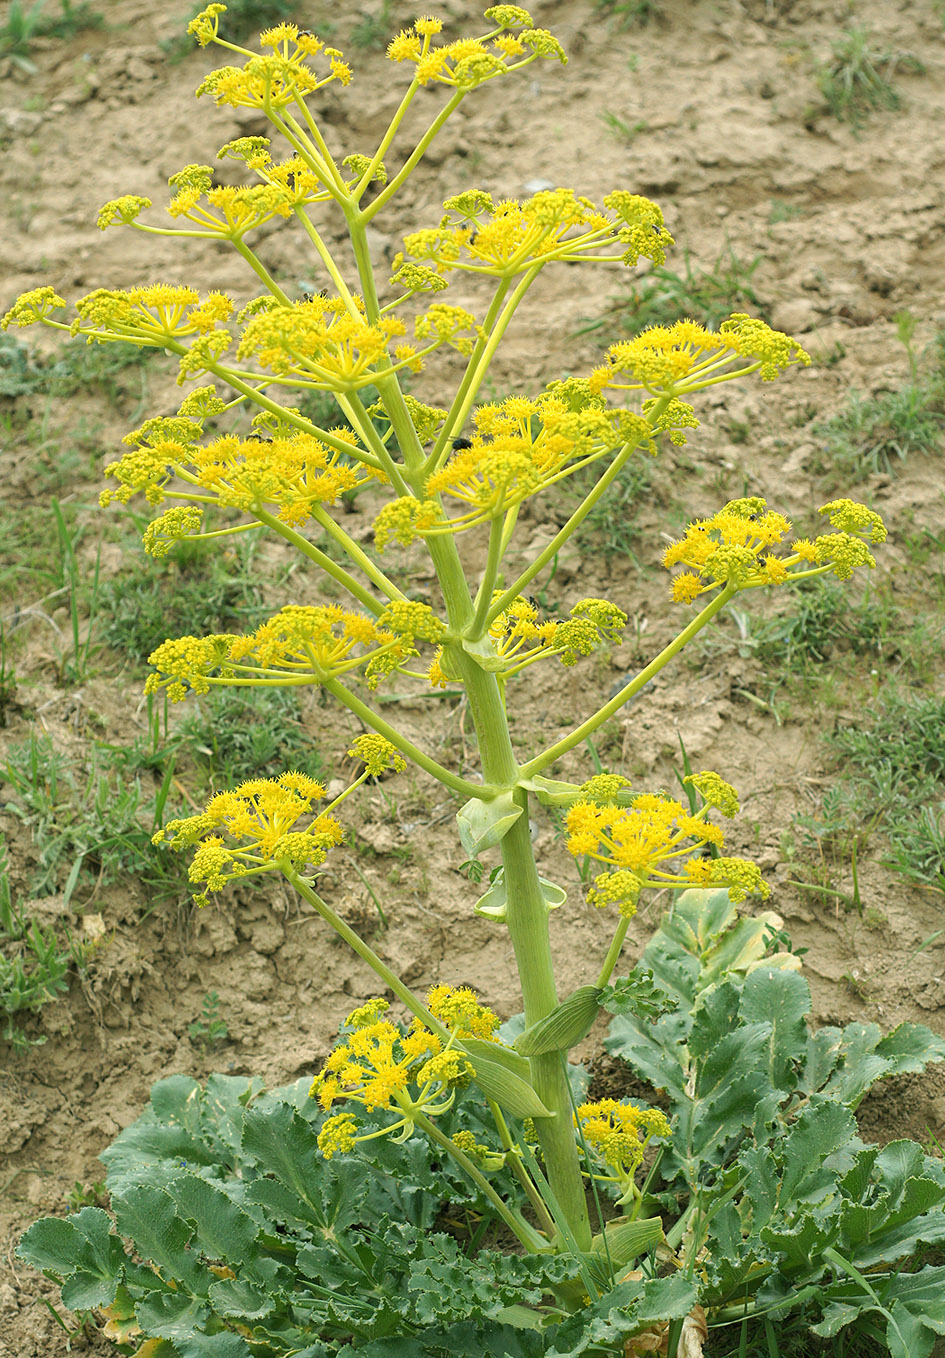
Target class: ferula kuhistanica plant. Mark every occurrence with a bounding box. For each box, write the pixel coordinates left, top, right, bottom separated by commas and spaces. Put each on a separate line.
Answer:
10, 7, 937, 1357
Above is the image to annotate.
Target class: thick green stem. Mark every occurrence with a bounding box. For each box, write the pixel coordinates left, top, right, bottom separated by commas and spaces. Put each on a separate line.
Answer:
341, 207, 592, 1250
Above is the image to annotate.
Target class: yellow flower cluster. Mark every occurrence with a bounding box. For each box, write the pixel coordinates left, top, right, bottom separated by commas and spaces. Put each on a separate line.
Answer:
237, 294, 405, 388
575, 1099, 671, 1201
153, 772, 342, 905
663, 496, 887, 605
347, 734, 407, 777
486, 596, 628, 676
373, 391, 652, 546
311, 984, 501, 1156
2, 286, 233, 357
192, 19, 351, 113
427, 984, 502, 1040
565, 776, 767, 915
145, 601, 448, 701
104, 420, 376, 531
386, 11, 564, 92
590, 314, 810, 399
233, 295, 478, 389
395, 187, 670, 281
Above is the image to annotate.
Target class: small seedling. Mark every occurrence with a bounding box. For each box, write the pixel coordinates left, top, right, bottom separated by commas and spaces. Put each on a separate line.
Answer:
814, 25, 924, 131
188, 991, 229, 1051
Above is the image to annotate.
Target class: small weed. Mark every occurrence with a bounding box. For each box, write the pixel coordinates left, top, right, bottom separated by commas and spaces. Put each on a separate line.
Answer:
811, 386, 944, 481
179, 687, 327, 791
0, 840, 96, 1047
0, 0, 102, 73
351, 2, 392, 49
593, 0, 660, 26
2, 731, 184, 901
814, 25, 923, 131
52, 499, 102, 683
801, 693, 945, 903
768, 198, 805, 227
0, 333, 150, 407
884, 805, 945, 896
555, 457, 655, 563
66, 1180, 107, 1211
188, 991, 229, 1051
100, 535, 269, 663
0, 623, 17, 727
599, 111, 647, 143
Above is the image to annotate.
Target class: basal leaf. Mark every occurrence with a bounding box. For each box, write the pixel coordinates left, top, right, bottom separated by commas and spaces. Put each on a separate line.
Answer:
208, 1275, 277, 1321
687, 981, 741, 1063
110, 1182, 205, 1292
800, 1025, 844, 1094
875, 1021, 945, 1073
241, 1102, 366, 1234
173, 1333, 254, 1358
169, 1175, 259, 1271
604, 1010, 689, 1099
760, 1207, 838, 1276
739, 966, 811, 1092
686, 1068, 771, 1166
818, 1021, 888, 1109
18, 1210, 111, 1279
135, 1291, 211, 1341
885, 1300, 938, 1358
542, 1272, 695, 1358
666, 889, 737, 960
779, 1095, 857, 1203
59, 1268, 121, 1311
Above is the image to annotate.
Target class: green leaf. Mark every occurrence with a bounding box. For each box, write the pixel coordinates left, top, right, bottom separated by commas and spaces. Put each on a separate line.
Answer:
801, 1025, 844, 1094
819, 1022, 888, 1108
474, 870, 565, 922
17, 1215, 92, 1278
208, 1275, 276, 1321
457, 792, 522, 855
460, 1037, 552, 1118
600, 969, 678, 1025
134, 1291, 211, 1341
885, 1300, 938, 1358
542, 1272, 696, 1357
174, 1334, 254, 1358
739, 966, 811, 1091
110, 1183, 205, 1292
589, 1216, 663, 1271
812, 1265, 945, 1354
761, 1208, 839, 1276
604, 1007, 690, 1101
168, 1175, 259, 1271
515, 986, 601, 1056
876, 1021, 945, 1075
241, 1101, 366, 1234
18, 1207, 126, 1309
779, 1095, 857, 1203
